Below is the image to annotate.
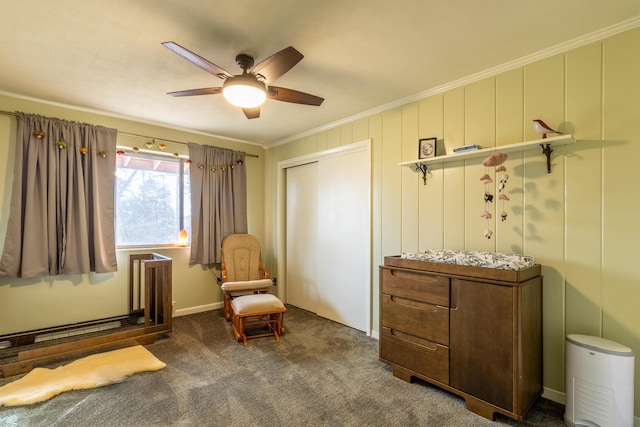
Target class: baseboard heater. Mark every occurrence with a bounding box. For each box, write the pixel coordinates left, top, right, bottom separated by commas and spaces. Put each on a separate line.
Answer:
0, 253, 172, 378
34, 321, 122, 343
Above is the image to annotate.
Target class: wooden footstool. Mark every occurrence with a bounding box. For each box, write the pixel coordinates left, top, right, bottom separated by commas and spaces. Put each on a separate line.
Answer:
230, 293, 286, 345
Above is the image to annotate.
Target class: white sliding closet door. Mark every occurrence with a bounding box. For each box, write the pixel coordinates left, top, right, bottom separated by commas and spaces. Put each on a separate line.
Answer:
285, 162, 318, 313
283, 142, 370, 333
316, 149, 370, 332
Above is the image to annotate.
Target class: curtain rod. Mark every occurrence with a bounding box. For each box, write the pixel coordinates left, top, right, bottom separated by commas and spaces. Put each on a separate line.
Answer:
0, 109, 259, 158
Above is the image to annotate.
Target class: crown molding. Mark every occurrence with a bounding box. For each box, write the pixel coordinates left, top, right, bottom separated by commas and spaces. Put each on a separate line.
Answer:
272, 15, 640, 148
0, 90, 268, 150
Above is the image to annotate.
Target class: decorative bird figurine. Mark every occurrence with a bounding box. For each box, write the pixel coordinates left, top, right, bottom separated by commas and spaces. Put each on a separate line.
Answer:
533, 119, 562, 138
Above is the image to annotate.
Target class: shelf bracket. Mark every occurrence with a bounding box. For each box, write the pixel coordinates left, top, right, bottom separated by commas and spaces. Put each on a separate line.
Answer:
540, 143, 553, 173
415, 163, 428, 185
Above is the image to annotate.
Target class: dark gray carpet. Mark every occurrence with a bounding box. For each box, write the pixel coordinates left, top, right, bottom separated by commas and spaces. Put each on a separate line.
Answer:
0, 306, 565, 426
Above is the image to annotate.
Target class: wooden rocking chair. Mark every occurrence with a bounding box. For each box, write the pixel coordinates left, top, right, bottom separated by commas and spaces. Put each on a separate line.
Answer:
220, 234, 285, 344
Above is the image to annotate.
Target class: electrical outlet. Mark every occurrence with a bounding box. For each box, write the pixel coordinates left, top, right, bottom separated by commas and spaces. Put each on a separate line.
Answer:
273, 277, 277, 286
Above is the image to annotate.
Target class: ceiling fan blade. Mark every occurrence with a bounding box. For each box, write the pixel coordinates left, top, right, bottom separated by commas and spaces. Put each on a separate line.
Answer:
268, 86, 324, 106
162, 41, 233, 79
167, 87, 222, 97
250, 46, 303, 83
242, 107, 261, 119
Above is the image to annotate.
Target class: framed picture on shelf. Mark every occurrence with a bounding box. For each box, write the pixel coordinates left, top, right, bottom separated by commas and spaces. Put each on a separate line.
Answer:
418, 137, 437, 159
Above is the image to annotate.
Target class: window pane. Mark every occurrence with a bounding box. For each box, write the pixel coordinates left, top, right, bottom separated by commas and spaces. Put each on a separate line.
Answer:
182, 160, 191, 244
116, 153, 183, 246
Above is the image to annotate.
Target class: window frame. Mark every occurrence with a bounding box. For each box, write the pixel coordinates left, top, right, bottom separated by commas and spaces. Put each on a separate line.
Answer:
114, 148, 190, 249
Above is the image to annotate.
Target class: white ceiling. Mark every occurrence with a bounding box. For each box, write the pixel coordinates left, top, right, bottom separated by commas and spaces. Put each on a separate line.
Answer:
1, 1, 639, 147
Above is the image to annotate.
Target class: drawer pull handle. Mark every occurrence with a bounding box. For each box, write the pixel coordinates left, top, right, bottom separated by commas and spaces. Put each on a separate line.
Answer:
389, 295, 439, 312
389, 329, 438, 351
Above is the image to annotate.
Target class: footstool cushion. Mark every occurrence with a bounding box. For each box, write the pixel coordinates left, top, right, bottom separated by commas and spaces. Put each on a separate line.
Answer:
232, 293, 285, 314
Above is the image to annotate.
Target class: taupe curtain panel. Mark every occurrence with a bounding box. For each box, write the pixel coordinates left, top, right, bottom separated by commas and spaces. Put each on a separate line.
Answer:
0, 112, 118, 278
188, 143, 247, 265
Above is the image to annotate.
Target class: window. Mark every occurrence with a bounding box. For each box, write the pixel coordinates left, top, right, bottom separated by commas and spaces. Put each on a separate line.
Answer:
115, 151, 190, 247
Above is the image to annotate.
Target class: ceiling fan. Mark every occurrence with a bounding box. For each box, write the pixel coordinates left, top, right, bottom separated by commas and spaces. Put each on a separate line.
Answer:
162, 42, 324, 119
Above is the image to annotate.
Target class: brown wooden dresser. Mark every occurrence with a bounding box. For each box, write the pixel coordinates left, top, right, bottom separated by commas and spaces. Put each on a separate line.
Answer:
379, 255, 542, 422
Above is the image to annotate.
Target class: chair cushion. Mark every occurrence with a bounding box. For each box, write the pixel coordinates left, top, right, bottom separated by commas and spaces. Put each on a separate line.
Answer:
221, 279, 273, 292
231, 293, 285, 315
222, 234, 264, 281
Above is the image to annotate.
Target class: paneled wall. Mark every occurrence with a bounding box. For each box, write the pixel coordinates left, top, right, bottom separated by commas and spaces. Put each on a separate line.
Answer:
265, 27, 640, 409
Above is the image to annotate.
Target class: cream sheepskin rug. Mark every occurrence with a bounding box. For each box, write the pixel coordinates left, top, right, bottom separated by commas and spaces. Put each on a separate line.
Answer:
0, 345, 165, 407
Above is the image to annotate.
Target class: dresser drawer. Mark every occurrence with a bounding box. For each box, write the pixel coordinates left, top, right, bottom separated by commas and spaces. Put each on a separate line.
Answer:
380, 327, 449, 385
381, 294, 449, 345
381, 267, 450, 306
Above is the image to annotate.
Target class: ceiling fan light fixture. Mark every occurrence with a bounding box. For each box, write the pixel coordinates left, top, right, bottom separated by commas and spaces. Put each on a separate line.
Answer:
222, 76, 267, 108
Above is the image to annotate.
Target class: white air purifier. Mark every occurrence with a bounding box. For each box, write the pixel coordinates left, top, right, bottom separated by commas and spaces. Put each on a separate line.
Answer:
565, 334, 634, 427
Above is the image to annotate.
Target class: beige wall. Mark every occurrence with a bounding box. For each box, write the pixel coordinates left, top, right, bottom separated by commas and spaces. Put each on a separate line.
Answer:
0, 25, 638, 415
264, 27, 640, 410
0, 94, 266, 335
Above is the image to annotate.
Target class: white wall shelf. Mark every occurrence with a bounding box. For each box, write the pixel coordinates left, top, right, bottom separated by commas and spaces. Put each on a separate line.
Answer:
400, 134, 575, 184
